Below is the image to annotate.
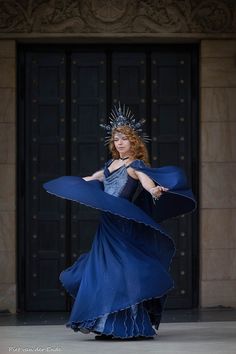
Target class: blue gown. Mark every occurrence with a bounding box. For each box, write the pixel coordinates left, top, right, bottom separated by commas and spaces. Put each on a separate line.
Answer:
43, 159, 197, 338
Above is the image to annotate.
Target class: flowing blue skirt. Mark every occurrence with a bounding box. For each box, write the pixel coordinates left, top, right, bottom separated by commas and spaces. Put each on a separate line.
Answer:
59, 212, 175, 338
43, 162, 197, 338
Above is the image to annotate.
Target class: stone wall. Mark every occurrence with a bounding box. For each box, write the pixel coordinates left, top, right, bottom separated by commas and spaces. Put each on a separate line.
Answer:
0, 40, 16, 313
200, 40, 236, 307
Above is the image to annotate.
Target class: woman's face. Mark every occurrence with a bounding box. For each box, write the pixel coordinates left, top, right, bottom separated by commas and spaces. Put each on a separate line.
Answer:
113, 132, 131, 156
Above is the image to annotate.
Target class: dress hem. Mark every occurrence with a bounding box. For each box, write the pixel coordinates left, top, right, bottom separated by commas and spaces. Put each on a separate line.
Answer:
63, 284, 173, 337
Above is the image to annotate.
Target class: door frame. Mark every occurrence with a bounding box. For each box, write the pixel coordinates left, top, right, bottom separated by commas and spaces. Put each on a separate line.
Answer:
17, 43, 199, 312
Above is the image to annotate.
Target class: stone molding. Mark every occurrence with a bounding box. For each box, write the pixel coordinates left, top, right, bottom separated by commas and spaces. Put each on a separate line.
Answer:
0, 0, 235, 35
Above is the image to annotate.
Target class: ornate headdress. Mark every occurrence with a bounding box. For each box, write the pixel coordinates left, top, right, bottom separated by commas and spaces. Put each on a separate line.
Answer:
100, 102, 150, 145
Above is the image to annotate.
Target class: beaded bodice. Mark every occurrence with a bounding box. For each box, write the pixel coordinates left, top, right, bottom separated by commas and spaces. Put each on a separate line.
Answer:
103, 162, 138, 200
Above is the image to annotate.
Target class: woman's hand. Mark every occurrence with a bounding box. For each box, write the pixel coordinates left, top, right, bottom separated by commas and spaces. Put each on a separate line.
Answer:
83, 170, 104, 182
132, 169, 169, 199
149, 185, 169, 200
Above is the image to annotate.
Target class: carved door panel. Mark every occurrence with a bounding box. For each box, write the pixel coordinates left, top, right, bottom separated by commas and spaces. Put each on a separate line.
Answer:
111, 48, 197, 308
69, 52, 107, 264
22, 52, 67, 310
20, 50, 108, 311
150, 49, 195, 308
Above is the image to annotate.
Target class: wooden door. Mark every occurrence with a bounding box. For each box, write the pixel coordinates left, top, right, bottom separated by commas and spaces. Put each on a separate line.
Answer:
18, 44, 198, 311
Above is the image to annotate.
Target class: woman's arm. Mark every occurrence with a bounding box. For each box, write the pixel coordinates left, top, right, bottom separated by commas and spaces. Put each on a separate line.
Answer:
133, 170, 169, 199
82, 169, 104, 182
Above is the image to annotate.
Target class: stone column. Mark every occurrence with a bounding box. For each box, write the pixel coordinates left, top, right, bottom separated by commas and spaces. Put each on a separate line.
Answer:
0, 40, 16, 313
200, 40, 236, 307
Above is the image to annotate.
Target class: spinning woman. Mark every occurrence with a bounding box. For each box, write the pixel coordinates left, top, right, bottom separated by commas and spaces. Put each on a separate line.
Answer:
43, 103, 196, 340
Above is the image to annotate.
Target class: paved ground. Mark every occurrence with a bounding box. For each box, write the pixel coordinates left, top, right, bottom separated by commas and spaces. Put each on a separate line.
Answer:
1, 321, 236, 354
1, 308, 236, 326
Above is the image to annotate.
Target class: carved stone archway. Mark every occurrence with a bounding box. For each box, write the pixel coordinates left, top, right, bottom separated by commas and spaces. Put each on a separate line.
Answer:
0, 0, 235, 37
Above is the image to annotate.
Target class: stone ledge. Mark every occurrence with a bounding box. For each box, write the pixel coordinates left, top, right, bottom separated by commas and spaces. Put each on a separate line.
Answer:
201, 249, 236, 281
0, 211, 16, 252
0, 251, 16, 283
0, 123, 16, 164
201, 40, 236, 58
0, 58, 16, 89
201, 209, 236, 250
201, 162, 236, 208
201, 58, 236, 88
0, 40, 15, 58
0, 283, 16, 314
0, 164, 16, 212
201, 280, 236, 307
201, 88, 236, 122
0, 88, 15, 123
201, 122, 236, 162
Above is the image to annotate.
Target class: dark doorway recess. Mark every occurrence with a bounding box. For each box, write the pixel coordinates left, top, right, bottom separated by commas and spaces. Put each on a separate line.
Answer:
17, 44, 199, 312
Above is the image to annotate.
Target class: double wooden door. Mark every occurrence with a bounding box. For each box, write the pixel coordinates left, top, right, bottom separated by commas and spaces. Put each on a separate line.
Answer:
18, 44, 198, 311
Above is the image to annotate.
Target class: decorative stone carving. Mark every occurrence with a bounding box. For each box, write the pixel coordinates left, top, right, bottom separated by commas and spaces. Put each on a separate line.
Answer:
0, 0, 235, 34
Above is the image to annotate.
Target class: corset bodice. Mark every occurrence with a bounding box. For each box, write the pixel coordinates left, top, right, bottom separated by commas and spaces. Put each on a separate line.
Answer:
103, 161, 139, 200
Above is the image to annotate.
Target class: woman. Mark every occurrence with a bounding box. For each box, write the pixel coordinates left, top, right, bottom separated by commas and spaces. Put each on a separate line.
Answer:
43, 104, 196, 340
83, 125, 168, 200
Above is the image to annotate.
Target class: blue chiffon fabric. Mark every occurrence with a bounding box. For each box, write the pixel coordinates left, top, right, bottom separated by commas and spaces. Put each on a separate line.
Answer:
43, 159, 197, 338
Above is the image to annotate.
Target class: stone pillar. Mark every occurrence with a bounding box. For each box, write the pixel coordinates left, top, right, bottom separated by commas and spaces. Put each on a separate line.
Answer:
200, 40, 236, 307
0, 40, 16, 313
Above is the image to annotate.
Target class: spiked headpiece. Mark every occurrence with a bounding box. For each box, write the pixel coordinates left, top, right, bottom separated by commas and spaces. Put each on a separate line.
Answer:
100, 102, 150, 145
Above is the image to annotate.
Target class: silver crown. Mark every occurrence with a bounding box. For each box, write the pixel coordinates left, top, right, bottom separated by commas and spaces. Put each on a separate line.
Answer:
100, 102, 150, 144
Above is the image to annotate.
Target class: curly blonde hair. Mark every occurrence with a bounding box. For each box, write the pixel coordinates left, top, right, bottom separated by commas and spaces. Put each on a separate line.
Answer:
108, 126, 150, 165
